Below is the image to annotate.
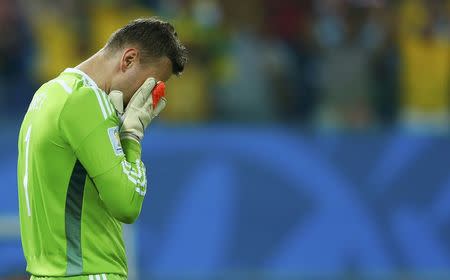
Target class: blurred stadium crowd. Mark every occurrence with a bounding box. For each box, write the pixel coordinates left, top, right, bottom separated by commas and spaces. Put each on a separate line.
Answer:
0, 0, 449, 131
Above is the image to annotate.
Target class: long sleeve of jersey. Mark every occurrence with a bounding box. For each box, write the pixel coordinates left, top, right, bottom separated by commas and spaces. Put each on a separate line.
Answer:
59, 86, 147, 224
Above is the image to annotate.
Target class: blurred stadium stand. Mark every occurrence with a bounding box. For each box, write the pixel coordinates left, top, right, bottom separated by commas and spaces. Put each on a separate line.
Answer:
1, 0, 450, 279
1, 0, 447, 127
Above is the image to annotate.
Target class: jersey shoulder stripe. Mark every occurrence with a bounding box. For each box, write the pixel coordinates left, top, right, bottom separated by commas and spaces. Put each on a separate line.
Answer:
92, 86, 108, 120
98, 87, 113, 116
53, 79, 73, 94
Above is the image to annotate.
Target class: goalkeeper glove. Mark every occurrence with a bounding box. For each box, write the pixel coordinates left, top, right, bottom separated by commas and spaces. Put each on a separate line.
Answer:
108, 78, 167, 142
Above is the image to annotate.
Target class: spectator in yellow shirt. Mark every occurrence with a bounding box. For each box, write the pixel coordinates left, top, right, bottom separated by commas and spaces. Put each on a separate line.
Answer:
397, 0, 450, 132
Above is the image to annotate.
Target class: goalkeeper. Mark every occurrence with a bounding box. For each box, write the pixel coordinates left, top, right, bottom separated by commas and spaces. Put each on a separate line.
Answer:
17, 18, 187, 279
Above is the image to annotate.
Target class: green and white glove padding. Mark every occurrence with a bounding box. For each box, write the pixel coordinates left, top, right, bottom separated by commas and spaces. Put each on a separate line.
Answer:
108, 77, 167, 142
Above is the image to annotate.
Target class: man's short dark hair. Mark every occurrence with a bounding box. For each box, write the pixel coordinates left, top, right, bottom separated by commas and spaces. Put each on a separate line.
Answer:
105, 17, 187, 75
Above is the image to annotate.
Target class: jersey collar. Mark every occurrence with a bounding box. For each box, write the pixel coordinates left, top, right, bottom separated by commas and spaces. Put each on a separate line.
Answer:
64, 68, 99, 89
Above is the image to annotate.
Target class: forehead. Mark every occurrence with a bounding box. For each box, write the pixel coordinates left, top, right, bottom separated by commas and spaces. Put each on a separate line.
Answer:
141, 56, 173, 82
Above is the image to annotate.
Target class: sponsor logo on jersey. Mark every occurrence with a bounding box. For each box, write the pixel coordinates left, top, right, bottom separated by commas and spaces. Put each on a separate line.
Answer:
108, 126, 124, 156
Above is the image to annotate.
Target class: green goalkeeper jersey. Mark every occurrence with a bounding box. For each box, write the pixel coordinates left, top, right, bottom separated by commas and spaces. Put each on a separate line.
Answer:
17, 68, 148, 277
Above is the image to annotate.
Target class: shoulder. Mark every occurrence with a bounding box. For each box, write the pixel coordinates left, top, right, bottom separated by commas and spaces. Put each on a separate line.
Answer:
54, 68, 116, 121
58, 83, 120, 149
59, 82, 119, 142
65, 83, 117, 122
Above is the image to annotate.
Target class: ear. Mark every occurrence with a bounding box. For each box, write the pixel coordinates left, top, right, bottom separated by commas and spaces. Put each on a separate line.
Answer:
120, 48, 139, 72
